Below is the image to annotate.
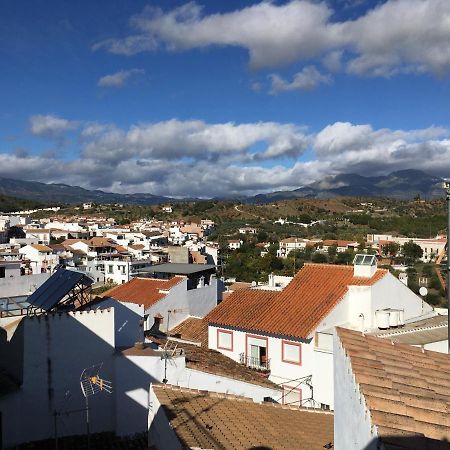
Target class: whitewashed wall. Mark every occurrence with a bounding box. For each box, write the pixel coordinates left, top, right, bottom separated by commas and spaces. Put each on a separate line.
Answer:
333, 332, 377, 450
173, 367, 281, 403
148, 385, 183, 450
370, 273, 433, 325
0, 272, 50, 298
146, 278, 219, 331
208, 325, 314, 404
0, 310, 116, 448
114, 353, 185, 436
94, 299, 144, 348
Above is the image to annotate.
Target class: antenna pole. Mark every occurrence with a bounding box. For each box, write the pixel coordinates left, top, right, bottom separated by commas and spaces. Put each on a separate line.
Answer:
85, 395, 90, 450
53, 410, 58, 450
447, 185, 450, 355
443, 180, 450, 355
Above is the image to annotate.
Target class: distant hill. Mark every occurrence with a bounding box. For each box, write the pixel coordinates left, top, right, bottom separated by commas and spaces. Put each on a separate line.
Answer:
0, 170, 445, 207
0, 177, 172, 205
0, 194, 45, 213
249, 170, 445, 203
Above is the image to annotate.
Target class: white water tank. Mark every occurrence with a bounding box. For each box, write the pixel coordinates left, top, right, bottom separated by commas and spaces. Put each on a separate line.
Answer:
375, 310, 390, 329
398, 310, 405, 326
389, 310, 400, 328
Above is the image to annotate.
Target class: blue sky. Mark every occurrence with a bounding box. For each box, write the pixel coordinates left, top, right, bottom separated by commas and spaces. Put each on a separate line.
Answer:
1, 0, 450, 197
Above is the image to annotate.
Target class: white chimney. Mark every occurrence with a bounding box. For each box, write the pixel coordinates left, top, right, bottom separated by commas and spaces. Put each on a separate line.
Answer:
353, 254, 377, 278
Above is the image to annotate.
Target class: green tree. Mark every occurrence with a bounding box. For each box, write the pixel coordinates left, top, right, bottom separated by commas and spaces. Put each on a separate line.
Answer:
382, 242, 400, 257
312, 253, 328, 263
327, 245, 338, 261
402, 241, 423, 262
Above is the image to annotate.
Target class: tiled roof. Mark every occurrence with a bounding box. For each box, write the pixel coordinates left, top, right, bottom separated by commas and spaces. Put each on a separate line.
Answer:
207, 264, 387, 339
128, 244, 145, 250
152, 385, 334, 450
88, 237, 115, 247
206, 288, 279, 331
227, 281, 252, 291
322, 239, 358, 247
337, 327, 450, 446
170, 317, 208, 347
181, 343, 278, 388
104, 276, 184, 309
30, 244, 52, 252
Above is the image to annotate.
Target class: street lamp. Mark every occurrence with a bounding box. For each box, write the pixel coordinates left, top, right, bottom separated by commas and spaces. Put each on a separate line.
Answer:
442, 179, 450, 354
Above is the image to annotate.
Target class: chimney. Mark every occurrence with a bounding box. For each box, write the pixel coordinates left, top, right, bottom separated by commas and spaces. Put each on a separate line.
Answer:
353, 254, 377, 278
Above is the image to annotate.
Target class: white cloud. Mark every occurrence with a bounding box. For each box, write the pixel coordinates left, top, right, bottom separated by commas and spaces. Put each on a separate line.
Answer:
29, 114, 78, 137
6, 114, 450, 198
81, 119, 310, 163
97, 68, 145, 88
93, 0, 450, 77
269, 66, 332, 94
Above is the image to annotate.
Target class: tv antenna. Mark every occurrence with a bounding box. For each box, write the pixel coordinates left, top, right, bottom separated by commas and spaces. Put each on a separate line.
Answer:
80, 363, 112, 450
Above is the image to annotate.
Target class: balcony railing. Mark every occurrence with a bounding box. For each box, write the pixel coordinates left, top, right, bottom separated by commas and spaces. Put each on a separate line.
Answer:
239, 353, 270, 372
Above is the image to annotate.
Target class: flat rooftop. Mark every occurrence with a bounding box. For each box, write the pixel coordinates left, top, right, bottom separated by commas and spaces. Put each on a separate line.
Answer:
138, 263, 216, 275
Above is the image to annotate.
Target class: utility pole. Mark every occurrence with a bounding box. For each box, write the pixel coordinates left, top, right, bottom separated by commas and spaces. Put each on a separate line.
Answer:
443, 179, 450, 354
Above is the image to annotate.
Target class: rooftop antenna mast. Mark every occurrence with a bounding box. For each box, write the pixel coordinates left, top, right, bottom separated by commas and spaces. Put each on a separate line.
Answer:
443, 179, 450, 355
80, 363, 113, 450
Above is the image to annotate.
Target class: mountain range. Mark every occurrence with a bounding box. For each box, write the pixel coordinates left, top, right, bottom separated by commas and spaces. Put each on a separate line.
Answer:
250, 170, 445, 203
0, 170, 445, 207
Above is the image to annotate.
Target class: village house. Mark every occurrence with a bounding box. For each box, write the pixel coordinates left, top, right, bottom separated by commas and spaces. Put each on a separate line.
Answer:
227, 239, 243, 250
319, 239, 360, 253
238, 226, 257, 234
367, 233, 447, 262
277, 237, 316, 258
18, 244, 59, 274
205, 255, 435, 410
23, 228, 51, 245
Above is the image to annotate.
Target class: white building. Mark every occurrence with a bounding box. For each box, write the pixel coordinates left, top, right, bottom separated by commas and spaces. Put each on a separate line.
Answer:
205, 255, 435, 410
24, 228, 50, 245
227, 239, 242, 250
367, 233, 447, 262
101, 273, 222, 332
18, 244, 59, 274
277, 237, 313, 258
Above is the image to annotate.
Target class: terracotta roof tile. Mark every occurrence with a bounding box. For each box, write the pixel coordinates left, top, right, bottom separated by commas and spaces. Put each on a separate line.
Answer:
105, 276, 184, 309
170, 317, 208, 347
207, 264, 387, 339
152, 384, 334, 450
337, 327, 450, 447
30, 244, 52, 252
181, 343, 278, 388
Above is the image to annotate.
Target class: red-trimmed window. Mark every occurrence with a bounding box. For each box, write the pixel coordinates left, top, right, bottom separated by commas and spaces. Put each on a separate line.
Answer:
282, 385, 302, 407
217, 329, 233, 351
282, 340, 302, 365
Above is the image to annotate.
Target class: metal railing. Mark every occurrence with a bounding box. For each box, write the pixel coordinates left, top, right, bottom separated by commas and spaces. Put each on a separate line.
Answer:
239, 353, 270, 371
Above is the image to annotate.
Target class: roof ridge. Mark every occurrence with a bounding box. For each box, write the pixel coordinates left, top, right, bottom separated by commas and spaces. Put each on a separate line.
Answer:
153, 383, 333, 414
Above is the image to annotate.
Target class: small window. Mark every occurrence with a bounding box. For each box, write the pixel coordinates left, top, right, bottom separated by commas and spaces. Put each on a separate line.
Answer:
217, 329, 233, 351
0, 267, 5, 278
282, 341, 301, 365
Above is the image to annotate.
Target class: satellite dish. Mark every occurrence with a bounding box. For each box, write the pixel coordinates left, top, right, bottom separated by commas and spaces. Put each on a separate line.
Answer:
419, 286, 428, 297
